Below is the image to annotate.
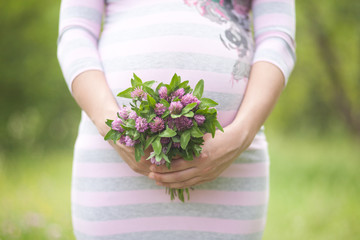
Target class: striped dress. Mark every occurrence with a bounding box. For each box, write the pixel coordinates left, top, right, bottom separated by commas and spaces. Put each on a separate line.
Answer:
57, 0, 296, 239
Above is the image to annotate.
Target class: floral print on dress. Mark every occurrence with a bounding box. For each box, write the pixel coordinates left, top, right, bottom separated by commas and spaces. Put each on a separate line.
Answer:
184, 0, 253, 84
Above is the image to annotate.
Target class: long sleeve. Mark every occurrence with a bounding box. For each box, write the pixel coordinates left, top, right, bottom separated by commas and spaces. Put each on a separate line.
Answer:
251, 0, 296, 85
57, 0, 105, 93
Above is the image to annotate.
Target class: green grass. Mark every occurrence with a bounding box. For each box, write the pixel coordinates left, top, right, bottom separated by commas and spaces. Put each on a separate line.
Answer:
0, 132, 359, 240
263, 131, 360, 240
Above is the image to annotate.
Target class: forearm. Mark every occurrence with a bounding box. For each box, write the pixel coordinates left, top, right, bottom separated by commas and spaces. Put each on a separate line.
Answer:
227, 61, 285, 149
71, 70, 119, 136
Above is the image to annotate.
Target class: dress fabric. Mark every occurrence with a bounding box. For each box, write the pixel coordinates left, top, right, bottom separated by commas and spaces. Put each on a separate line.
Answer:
57, 0, 296, 239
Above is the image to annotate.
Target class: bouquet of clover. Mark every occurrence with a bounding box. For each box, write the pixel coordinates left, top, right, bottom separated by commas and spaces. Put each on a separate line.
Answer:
104, 73, 223, 202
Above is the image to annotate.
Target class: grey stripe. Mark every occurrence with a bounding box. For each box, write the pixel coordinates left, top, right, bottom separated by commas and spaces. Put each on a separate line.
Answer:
73, 203, 266, 221
105, 3, 190, 23
62, 6, 102, 23
253, 48, 292, 79
235, 149, 269, 164
63, 57, 104, 81
99, 23, 221, 45
75, 230, 264, 240
255, 36, 296, 62
252, 2, 293, 18
58, 37, 97, 57
277, 36, 297, 62
102, 52, 238, 74
72, 176, 267, 192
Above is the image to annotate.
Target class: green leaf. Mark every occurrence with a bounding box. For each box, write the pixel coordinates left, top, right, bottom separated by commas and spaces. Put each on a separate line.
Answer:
155, 153, 162, 163
132, 73, 143, 87
172, 136, 180, 142
181, 102, 197, 114
170, 73, 181, 91
182, 149, 193, 160
161, 110, 170, 118
177, 80, 189, 90
155, 82, 165, 92
159, 127, 177, 138
210, 122, 216, 138
152, 136, 162, 155
190, 126, 204, 138
199, 98, 218, 108
186, 188, 190, 201
117, 87, 133, 98
148, 113, 156, 122
145, 135, 157, 149
180, 130, 191, 149
143, 80, 156, 87
105, 119, 113, 128
147, 94, 156, 108
183, 111, 194, 118
133, 131, 140, 140
160, 99, 170, 107
162, 153, 170, 163
193, 79, 204, 99
215, 119, 224, 132
193, 144, 203, 157
143, 86, 158, 100
125, 119, 136, 128
146, 151, 156, 160
135, 144, 144, 162
170, 113, 182, 119
104, 129, 116, 141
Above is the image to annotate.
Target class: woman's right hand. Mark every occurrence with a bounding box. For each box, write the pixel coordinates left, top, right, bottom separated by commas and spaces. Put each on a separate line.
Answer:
109, 141, 153, 176
71, 70, 153, 177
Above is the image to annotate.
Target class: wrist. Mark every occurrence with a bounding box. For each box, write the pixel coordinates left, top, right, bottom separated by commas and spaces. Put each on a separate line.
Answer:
226, 115, 260, 151
93, 104, 119, 137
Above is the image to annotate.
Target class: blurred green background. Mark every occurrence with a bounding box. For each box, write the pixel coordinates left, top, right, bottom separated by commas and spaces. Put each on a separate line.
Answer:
0, 0, 359, 239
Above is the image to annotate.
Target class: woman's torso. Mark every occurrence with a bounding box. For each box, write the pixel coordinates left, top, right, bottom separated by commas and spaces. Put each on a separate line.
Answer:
98, 0, 254, 127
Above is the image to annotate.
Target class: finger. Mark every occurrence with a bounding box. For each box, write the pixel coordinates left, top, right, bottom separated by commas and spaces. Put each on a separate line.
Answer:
150, 152, 208, 173
149, 158, 192, 173
157, 176, 203, 189
149, 167, 199, 183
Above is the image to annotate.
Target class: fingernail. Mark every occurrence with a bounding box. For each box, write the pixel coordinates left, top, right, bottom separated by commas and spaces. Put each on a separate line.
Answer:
156, 182, 164, 186
148, 172, 155, 179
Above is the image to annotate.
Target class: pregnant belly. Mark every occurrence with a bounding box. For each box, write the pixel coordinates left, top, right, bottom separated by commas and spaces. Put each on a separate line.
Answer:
98, 2, 253, 127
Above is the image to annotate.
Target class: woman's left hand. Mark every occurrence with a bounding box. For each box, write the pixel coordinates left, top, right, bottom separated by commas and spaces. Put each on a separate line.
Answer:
148, 124, 254, 188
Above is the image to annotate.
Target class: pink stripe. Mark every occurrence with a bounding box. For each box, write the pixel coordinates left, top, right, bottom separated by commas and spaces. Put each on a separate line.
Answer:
100, 36, 239, 59
73, 216, 266, 235
106, 70, 247, 95
72, 189, 268, 207
103, 11, 217, 32
254, 14, 295, 30
252, 0, 291, 6
75, 134, 112, 150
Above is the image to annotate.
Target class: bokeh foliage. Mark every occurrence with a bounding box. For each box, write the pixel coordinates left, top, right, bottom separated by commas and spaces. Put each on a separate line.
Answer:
0, 1, 79, 154
0, 0, 359, 155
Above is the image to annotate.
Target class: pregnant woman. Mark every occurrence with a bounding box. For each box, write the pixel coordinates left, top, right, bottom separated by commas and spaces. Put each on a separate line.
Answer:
57, 0, 296, 239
